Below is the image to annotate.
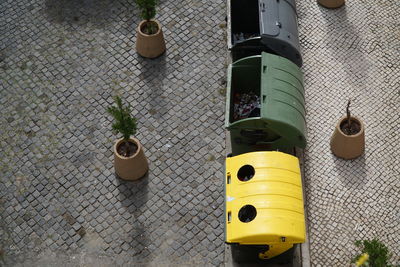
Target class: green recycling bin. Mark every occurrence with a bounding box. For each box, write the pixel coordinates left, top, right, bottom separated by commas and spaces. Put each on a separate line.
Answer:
225, 52, 306, 156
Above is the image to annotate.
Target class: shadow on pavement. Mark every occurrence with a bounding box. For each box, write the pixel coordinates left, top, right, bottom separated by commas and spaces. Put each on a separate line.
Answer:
116, 172, 149, 211
322, 5, 369, 94
333, 154, 367, 189
44, 0, 137, 26
137, 52, 168, 81
137, 53, 170, 120
116, 173, 151, 257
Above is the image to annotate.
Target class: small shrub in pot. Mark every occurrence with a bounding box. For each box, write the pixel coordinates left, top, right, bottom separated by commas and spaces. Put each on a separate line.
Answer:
107, 96, 148, 180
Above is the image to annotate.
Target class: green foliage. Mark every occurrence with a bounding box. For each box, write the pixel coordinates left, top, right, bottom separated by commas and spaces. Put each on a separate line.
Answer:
353, 239, 395, 267
107, 96, 137, 141
135, 0, 157, 21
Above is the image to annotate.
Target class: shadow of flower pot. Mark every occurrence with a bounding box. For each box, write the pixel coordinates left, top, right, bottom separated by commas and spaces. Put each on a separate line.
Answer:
116, 172, 150, 255
333, 154, 367, 190
116, 171, 149, 212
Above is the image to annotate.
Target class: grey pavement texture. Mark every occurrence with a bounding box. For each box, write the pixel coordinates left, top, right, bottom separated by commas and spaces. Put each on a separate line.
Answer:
298, 0, 400, 266
0, 0, 227, 266
1, 0, 400, 266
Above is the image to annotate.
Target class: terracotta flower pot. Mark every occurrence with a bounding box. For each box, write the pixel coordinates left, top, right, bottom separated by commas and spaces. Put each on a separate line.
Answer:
136, 20, 166, 58
330, 116, 365, 160
114, 137, 148, 180
317, 0, 345, 9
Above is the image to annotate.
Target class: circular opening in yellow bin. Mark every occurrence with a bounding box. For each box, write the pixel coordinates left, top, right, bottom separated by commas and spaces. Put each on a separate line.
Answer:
237, 165, 255, 181
238, 205, 257, 223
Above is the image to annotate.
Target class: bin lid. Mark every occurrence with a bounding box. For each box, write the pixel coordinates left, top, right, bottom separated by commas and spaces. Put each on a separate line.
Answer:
260, 52, 306, 148
225, 151, 305, 245
227, 52, 306, 149
258, 0, 302, 66
259, 0, 280, 37
259, 0, 298, 37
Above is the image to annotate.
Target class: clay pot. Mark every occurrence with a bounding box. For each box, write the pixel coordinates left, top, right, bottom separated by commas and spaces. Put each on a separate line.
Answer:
317, 0, 345, 9
114, 137, 148, 180
330, 116, 365, 160
136, 20, 166, 58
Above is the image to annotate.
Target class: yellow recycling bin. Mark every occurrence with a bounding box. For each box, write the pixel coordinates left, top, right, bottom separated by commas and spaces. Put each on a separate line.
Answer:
225, 151, 306, 262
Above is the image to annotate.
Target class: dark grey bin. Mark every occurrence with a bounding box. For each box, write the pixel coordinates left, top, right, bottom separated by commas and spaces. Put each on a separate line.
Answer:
228, 0, 302, 67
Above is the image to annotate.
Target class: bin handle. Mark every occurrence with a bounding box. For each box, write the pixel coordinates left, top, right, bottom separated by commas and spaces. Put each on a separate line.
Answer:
255, 137, 282, 145
240, 129, 268, 140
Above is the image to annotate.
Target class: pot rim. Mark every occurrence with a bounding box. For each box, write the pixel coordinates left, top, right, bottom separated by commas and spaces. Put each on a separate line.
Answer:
336, 116, 364, 138
113, 137, 142, 159
137, 20, 162, 36
317, 0, 345, 9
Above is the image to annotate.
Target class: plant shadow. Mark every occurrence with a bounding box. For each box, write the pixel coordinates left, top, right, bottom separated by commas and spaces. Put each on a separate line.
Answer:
136, 53, 169, 120
115, 172, 151, 256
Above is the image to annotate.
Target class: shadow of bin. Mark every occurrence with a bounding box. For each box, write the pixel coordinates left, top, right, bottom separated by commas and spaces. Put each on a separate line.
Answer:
225, 151, 306, 263
225, 52, 306, 156
228, 0, 302, 67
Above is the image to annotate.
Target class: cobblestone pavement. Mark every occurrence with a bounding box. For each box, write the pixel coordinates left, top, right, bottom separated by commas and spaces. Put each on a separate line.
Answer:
2, 0, 400, 266
0, 0, 227, 265
297, 0, 400, 266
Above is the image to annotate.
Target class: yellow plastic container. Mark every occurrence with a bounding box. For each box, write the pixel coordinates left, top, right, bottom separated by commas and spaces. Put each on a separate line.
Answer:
225, 151, 306, 259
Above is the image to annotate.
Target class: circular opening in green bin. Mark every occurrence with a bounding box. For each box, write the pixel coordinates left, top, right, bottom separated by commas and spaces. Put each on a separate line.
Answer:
238, 205, 257, 223
237, 165, 255, 181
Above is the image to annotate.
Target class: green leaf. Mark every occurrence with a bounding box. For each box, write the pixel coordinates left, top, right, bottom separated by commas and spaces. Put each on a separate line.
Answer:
135, 0, 157, 21
353, 239, 394, 267
106, 96, 137, 141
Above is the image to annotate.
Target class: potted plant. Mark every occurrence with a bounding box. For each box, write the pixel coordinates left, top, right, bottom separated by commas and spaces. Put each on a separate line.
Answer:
317, 0, 345, 9
352, 239, 395, 267
135, 0, 166, 58
107, 96, 148, 180
330, 100, 365, 159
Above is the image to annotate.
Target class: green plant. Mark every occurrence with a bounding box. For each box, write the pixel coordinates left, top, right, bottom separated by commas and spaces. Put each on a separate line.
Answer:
107, 96, 137, 154
353, 239, 395, 267
136, 0, 158, 34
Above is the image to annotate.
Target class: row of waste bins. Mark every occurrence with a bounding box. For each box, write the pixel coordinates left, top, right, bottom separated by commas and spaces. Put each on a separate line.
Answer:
224, 0, 306, 263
